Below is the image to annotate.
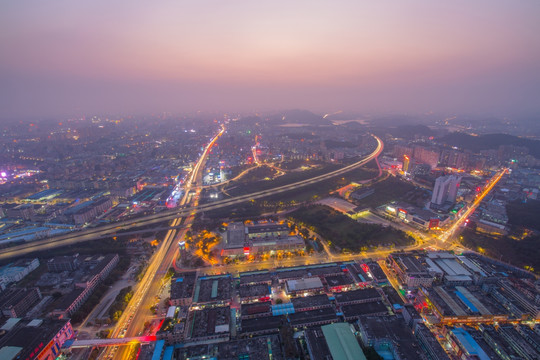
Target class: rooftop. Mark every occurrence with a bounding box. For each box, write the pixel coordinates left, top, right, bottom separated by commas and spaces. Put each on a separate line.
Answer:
305, 327, 332, 360
170, 272, 197, 300
176, 334, 284, 360
289, 307, 337, 327
54, 287, 85, 312
286, 277, 323, 292
240, 302, 272, 317
342, 301, 388, 318
366, 262, 387, 282
241, 315, 282, 334
0, 288, 40, 310
359, 316, 424, 360
217, 335, 284, 360
277, 263, 342, 280
0, 319, 70, 360
239, 283, 270, 299
291, 294, 331, 310
187, 306, 230, 339
334, 288, 381, 304
246, 222, 289, 234
325, 274, 354, 287
193, 276, 231, 303
322, 323, 367, 360
238, 271, 272, 285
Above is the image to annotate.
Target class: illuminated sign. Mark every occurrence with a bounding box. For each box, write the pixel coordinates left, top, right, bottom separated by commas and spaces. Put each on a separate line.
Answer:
360, 264, 370, 273
244, 247, 250, 255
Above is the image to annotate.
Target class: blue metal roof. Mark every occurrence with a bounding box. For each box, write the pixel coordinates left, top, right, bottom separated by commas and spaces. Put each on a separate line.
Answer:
151, 340, 165, 360
452, 328, 490, 360
455, 291, 479, 313
162, 346, 174, 360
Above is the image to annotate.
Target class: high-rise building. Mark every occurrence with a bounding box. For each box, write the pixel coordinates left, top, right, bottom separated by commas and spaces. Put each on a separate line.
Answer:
440, 149, 469, 169
446, 176, 461, 204
403, 155, 410, 174
393, 145, 413, 160
413, 146, 440, 169
431, 175, 461, 207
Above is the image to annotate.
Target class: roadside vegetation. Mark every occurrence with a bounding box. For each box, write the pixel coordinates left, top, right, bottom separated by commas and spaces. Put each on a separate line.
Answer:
108, 286, 134, 322
460, 224, 540, 275
506, 199, 540, 231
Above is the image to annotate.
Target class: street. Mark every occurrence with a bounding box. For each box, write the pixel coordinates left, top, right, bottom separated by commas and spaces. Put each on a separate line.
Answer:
101, 127, 224, 360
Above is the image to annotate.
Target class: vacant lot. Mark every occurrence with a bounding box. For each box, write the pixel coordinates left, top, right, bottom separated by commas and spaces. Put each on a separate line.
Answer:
352, 177, 429, 208
289, 205, 414, 253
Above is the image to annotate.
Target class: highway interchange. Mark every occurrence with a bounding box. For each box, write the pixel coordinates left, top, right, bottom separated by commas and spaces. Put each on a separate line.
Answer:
0, 126, 509, 358
97, 129, 383, 359
0, 133, 384, 261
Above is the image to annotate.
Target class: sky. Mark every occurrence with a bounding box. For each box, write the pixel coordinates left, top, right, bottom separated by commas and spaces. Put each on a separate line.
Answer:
1, 1, 539, 118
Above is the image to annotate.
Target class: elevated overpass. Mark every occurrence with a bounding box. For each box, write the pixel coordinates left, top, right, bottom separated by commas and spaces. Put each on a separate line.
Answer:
64, 335, 156, 349
0, 135, 383, 260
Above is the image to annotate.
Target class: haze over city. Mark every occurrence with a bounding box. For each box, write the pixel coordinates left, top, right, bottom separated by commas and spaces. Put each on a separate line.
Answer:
2, 2, 540, 360
2, 0, 540, 118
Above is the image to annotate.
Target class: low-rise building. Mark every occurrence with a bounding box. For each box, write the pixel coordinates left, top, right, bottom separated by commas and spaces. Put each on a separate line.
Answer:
289, 307, 338, 328
334, 288, 381, 306
192, 275, 232, 306
388, 253, 435, 288
0, 318, 73, 360
0, 258, 40, 289
0, 288, 42, 318
305, 323, 367, 360
47, 255, 79, 272
170, 272, 197, 306
222, 222, 304, 257
357, 316, 426, 360
291, 294, 332, 312
239, 283, 270, 303
64, 196, 113, 225
285, 277, 324, 296
51, 254, 118, 318
52, 287, 87, 318
414, 323, 451, 360
246, 222, 289, 240
447, 326, 499, 360
184, 306, 230, 341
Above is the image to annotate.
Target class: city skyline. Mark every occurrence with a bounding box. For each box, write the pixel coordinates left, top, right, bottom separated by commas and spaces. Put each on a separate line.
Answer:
1, 1, 540, 118
1, 2, 540, 359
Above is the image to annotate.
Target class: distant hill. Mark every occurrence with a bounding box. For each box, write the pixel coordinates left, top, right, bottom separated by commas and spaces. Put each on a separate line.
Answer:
235, 115, 261, 126
393, 124, 434, 139
371, 115, 422, 126
438, 132, 540, 157
269, 109, 331, 125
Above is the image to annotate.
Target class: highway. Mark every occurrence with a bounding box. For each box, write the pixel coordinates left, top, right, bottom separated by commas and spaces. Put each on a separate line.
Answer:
77, 155, 506, 355
100, 126, 224, 360
199, 169, 509, 279
0, 135, 384, 261
440, 168, 508, 243
199, 168, 508, 277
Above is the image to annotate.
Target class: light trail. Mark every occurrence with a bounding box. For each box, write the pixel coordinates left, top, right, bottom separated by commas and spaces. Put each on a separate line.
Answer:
439, 168, 508, 243
0, 134, 383, 260
100, 126, 224, 360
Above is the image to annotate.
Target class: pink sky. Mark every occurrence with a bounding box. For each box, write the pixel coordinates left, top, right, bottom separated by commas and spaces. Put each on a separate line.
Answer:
1, 1, 539, 117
